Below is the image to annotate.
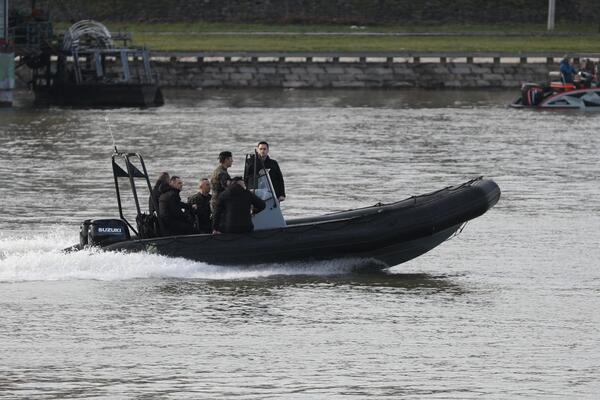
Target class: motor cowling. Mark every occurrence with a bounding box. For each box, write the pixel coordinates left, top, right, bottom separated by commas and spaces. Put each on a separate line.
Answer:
521, 83, 544, 106
85, 219, 130, 247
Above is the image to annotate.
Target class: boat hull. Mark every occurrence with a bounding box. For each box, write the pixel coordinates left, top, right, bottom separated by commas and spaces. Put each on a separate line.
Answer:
33, 83, 164, 107
511, 87, 600, 110
102, 178, 500, 268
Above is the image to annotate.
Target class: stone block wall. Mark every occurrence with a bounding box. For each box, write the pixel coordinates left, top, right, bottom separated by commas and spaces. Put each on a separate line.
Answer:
153, 60, 556, 89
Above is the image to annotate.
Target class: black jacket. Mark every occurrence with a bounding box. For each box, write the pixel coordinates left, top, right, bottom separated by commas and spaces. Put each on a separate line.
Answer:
213, 184, 266, 233
149, 182, 167, 214
158, 186, 194, 235
188, 192, 212, 233
244, 155, 285, 199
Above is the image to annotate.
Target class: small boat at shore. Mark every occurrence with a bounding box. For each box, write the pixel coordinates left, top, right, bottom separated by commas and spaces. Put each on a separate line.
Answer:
510, 72, 600, 110
30, 20, 163, 107
67, 151, 501, 269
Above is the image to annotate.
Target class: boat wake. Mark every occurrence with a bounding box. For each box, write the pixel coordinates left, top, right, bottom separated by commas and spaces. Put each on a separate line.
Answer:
0, 229, 382, 282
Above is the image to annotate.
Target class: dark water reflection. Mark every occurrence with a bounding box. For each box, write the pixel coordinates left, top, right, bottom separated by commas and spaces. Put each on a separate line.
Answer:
164, 87, 517, 109
155, 272, 464, 296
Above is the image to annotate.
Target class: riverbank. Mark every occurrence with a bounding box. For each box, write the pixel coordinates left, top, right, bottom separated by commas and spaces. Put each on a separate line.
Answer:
151, 54, 562, 89
133, 33, 600, 53
48, 22, 600, 53
11, 52, 571, 90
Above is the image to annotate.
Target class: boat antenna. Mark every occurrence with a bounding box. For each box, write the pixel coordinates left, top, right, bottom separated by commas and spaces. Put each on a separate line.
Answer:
104, 115, 118, 153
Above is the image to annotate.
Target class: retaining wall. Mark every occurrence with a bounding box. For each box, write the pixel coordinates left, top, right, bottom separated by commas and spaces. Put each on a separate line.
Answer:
154, 60, 556, 89
13, 54, 565, 90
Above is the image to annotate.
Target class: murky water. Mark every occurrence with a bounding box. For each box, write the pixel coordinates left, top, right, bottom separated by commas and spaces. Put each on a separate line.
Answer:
1, 89, 599, 398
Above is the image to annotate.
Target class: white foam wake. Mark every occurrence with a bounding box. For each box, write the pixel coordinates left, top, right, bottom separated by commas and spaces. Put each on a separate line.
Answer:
0, 229, 373, 282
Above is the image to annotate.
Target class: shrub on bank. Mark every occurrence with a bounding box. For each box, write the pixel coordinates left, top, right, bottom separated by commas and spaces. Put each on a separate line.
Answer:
9, 0, 600, 25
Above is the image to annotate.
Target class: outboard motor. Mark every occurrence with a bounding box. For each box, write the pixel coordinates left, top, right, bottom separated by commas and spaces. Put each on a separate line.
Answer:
82, 219, 131, 247
521, 83, 544, 106
79, 219, 92, 247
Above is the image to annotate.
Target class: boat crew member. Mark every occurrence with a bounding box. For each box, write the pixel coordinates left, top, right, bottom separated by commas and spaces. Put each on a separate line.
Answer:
244, 141, 286, 202
149, 171, 169, 215
187, 178, 212, 234
213, 177, 266, 234
211, 151, 233, 213
159, 176, 195, 235
560, 56, 578, 84
582, 58, 595, 75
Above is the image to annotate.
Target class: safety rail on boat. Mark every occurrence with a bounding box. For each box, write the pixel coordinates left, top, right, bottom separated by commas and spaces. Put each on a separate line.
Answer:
111, 151, 154, 236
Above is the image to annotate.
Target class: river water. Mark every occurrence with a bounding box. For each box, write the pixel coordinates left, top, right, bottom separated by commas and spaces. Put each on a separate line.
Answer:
1, 89, 599, 398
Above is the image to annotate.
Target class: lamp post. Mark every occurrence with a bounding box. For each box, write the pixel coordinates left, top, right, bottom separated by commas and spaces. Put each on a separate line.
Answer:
547, 0, 556, 31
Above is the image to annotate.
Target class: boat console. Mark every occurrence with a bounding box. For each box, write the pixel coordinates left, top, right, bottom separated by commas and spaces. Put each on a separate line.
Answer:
244, 153, 287, 230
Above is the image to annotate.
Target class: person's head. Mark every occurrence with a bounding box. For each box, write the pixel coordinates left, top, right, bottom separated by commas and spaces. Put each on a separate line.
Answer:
198, 178, 210, 195
257, 141, 269, 159
169, 176, 183, 190
219, 151, 233, 168
155, 172, 169, 187
231, 176, 246, 189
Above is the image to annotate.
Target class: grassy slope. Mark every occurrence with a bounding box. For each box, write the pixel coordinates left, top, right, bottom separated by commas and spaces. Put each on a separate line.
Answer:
132, 34, 596, 53
54, 22, 600, 52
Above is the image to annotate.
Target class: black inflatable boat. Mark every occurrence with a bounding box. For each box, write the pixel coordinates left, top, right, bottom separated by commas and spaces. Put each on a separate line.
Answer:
69, 151, 501, 268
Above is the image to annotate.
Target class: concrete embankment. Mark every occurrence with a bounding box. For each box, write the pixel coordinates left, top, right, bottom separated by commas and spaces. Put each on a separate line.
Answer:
13, 53, 571, 90
153, 55, 561, 89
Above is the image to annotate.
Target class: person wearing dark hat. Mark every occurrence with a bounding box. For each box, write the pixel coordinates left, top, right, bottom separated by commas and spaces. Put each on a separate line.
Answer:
213, 177, 266, 234
210, 151, 233, 213
244, 141, 286, 202
149, 171, 169, 215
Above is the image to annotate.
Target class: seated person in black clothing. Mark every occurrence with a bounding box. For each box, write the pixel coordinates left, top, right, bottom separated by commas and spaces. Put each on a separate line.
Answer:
187, 178, 212, 234
158, 176, 195, 236
213, 177, 266, 234
244, 141, 286, 202
149, 171, 169, 214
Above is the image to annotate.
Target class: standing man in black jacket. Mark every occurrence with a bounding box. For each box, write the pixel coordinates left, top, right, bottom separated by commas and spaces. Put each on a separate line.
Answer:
213, 177, 266, 234
244, 141, 286, 202
159, 176, 195, 235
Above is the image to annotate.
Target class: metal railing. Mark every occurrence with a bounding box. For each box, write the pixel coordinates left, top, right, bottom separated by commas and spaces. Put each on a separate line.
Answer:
150, 51, 600, 64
